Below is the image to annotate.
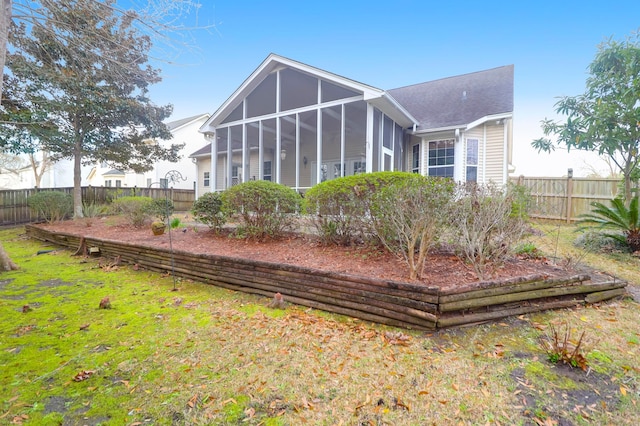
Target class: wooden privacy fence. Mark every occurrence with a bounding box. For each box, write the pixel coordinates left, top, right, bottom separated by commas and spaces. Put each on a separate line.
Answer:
25, 225, 627, 330
511, 176, 620, 222
0, 187, 195, 226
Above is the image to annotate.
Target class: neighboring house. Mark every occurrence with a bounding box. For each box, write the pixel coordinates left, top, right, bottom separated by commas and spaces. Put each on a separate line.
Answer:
0, 154, 88, 189
86, 113, 209, 190
191, 54, 513, 196
0, 114, 209, 190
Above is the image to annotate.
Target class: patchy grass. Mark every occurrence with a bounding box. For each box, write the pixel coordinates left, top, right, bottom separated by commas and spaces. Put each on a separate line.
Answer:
0, 225, 639, 425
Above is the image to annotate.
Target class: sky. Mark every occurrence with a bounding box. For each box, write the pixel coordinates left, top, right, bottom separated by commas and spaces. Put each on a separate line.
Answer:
146, 0, 640, 178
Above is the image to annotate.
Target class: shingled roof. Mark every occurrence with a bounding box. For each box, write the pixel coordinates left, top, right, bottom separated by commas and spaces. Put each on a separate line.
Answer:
387, 65, 513, 132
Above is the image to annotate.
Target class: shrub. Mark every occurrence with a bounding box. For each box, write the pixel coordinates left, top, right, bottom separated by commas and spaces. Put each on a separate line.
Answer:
111, 196, 153, 228
573, 229, 629, 253
146, 198, 175, 222
191, 192, 227, 232
448, 183, 529, 280
304, 171, 412, 245
577, 197, 640, 251
223, 181, 301, 240
539, 322, 591, 371
27, 191, 73, 223
370, 175, 455, 279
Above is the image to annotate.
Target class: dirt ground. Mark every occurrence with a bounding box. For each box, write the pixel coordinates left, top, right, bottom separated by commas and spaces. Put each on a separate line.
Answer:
36, 216, 580, 290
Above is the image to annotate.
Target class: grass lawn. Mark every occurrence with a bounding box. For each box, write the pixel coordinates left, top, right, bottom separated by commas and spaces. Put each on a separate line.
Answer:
0, 223, 639, 425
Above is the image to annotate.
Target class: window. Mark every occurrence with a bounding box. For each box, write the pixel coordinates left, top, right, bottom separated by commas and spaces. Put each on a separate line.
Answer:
466, 138, 479, 182
428, 139, 454, 178
160, 178, 168, 189
204, 171, 210, 187
105, 180, 112, 187
147, 178, 152, 188
263, 161, 272, 181
412, 144, 420, 173
115, 180, 122, 188
353, 161, 365, 175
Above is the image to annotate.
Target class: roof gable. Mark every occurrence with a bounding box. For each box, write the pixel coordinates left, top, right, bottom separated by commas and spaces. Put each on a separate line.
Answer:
166, 114, 209, 132
201, 54, 417, 130
387, 65, 514, 132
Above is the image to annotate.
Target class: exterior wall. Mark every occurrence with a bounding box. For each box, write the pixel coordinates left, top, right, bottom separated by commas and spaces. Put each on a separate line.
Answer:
146, 117, 207, 190
483, 121, 507, 184
194, 157, 211, 198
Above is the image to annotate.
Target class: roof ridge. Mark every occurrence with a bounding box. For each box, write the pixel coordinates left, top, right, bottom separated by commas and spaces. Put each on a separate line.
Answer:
388, 64, 514, 92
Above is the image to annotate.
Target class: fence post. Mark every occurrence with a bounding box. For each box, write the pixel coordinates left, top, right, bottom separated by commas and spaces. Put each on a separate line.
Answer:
566, 169, 573, 223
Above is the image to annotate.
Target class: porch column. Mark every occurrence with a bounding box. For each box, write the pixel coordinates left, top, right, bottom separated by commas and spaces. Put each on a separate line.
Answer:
226, 130, 232, 189
366, 104, 374, 173
210, 133, 217, 192
242, 124, 249, 183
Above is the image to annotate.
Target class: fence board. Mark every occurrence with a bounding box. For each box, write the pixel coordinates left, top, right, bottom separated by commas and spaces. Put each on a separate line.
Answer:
0, 187, 195, 226
512, 176, 621, 222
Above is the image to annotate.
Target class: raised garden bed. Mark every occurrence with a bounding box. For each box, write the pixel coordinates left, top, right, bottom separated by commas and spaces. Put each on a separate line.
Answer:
25, 224, 628, 329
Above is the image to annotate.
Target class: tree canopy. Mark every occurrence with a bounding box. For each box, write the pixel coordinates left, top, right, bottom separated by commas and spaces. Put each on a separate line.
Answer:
532, 31, 640, 203
1, 0, 183, 217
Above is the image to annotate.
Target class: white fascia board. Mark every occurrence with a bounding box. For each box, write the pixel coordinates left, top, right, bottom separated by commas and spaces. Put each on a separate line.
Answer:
466, 113, 512, 131
200, 53, 387, 132
171, 114, 210, 134
367, 94, 419, 128
411, 125, 461, 135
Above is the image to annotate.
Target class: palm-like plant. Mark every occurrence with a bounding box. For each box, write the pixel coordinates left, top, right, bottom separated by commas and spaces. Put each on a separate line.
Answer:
578, 197, 640, 251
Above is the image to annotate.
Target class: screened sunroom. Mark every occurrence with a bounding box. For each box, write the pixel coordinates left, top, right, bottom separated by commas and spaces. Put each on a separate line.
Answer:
199, 54, 417, 192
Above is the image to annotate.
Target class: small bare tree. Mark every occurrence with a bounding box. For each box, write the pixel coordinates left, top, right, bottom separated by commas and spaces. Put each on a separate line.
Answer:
449, 183, 529, 280
371, 176, 455, 280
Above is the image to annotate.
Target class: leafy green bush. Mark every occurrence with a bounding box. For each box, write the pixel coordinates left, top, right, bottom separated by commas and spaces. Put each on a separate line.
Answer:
111, 196, 153, 228
223, 181, 301, 240
146, 198, 174, 222
448, 183, 529, 280
577, 197, 640, 251
304, 171, 413, 245
191, 192, 227, 232
370, 175, 455, 279
27, 191, 73, 223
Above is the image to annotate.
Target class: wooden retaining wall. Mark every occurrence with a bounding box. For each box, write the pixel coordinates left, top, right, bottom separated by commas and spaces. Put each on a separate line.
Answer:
25, 225, 628, 330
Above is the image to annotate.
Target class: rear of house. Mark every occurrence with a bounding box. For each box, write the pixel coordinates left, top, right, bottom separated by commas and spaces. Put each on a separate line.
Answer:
191, 54, 514, 196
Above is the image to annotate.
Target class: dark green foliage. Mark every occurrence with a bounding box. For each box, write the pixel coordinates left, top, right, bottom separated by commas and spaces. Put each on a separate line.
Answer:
146, 198, 174, 222
304, 171, 414, 245
27, 191, 73, 223
191, 192, 227, 232
111, 196, 153, 228
370, 175, 455, 279
508, 182, 531, 220
577, 197, 640, 251
1, 0, 181, 218
532, 32, 640, 202
223, 181, 301, 240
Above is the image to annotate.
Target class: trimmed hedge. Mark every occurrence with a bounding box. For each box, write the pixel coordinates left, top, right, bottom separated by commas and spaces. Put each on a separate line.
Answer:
223, 180, 301, 240
304, 171, 425, 245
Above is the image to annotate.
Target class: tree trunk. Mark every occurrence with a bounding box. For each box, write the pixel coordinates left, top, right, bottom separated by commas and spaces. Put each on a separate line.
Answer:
0, 0, 17, 271
0, 0, 12, 100
0, 243, 18, 271
73, 139, 83, 218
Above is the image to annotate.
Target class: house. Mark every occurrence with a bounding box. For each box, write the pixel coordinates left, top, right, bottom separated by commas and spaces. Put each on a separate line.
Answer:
87, 113, 210, 189
0, 154, 90, 190
192, 54, 513, 196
